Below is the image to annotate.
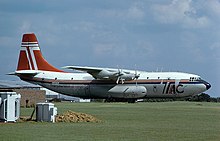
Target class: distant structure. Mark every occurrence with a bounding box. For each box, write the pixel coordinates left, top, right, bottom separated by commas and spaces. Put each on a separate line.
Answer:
0, 80, 45, 107
0, 80, 90, 104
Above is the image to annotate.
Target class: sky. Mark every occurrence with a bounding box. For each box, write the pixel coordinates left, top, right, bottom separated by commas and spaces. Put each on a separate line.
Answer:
0, 0, 219, 97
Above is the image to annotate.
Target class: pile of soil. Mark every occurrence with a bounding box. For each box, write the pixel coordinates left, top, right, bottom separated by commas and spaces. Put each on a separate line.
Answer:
55, 110, 100, 123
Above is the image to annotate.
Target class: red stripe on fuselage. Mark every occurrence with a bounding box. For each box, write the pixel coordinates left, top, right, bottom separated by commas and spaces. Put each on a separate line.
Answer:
20, 76, 190, 85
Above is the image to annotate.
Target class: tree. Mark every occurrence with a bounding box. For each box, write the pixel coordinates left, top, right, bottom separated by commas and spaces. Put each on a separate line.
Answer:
198, 93, 211, 102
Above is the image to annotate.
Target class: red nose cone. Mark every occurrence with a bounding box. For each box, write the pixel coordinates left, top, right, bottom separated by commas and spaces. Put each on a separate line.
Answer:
22, 33, 38, 42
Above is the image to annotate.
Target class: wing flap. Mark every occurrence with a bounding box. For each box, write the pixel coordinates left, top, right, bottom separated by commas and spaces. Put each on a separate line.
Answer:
63, 66, 105, 79
63, 66, 103, 73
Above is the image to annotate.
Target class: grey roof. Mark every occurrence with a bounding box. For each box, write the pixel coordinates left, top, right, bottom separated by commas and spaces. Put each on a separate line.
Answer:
0, 80, 40, 88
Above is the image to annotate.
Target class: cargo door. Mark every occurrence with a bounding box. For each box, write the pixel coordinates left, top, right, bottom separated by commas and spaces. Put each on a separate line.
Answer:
175, 79, 181, 94
85, 85, 90, 97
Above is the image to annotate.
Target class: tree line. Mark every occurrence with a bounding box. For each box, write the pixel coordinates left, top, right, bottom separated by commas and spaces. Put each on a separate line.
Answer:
143, 93, 220, 102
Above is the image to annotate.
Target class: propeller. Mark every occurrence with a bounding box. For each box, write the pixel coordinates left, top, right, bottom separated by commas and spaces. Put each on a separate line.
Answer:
134, 70, 140, 79
115, 68, 124, 84
114, 65, 140, 84
134, 65, 140, 86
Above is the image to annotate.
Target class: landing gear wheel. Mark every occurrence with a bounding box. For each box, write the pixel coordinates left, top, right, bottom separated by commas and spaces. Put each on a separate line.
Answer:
128, 99, 136, 103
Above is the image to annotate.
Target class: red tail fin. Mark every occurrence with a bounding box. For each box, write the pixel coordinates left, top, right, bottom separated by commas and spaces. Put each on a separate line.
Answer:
17, 33, 63, 72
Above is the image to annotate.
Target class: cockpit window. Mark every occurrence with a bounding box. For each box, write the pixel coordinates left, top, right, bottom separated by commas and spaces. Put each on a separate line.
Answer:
190, 77, 201, 81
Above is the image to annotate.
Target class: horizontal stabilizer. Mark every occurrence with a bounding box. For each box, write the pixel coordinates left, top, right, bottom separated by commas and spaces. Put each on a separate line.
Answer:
7, 70, 39, 76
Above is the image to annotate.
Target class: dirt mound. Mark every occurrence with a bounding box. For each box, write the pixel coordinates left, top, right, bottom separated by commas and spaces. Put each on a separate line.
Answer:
55, 110, 100, 123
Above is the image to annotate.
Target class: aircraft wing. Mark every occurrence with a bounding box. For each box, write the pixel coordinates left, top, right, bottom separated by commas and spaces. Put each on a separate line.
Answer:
63, 66, 107, 79
63, 66, 139, 83
63, 66, 103, 73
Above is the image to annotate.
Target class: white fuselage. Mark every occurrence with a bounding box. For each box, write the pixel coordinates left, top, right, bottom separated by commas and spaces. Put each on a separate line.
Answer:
19, 70, 209, 99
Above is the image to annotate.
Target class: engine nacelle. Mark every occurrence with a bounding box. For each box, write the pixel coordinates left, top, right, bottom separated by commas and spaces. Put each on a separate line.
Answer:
96, 69, 115, 79
96, 69, 136, 82
119, 73, 135, 81
108, 85, 147, 98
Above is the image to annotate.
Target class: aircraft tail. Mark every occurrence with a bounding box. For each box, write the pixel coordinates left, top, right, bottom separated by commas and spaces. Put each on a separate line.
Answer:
17, 33, 63, 72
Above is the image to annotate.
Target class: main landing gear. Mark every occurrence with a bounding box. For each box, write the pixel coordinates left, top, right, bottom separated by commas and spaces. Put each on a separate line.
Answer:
105, 98, 136, 103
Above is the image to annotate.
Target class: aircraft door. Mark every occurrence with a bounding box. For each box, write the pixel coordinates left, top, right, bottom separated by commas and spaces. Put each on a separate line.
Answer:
175, 79, 184, 94
175, 79, 180, 87
175, 79, 185, 94
85, 85, 90, 97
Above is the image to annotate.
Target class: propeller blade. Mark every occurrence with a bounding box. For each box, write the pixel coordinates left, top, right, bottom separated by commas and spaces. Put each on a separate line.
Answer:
116, 77, 120, 84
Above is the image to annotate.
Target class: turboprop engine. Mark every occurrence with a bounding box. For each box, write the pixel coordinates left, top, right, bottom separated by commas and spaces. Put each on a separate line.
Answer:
96, 69, 140, 84
107, 85, 147, 99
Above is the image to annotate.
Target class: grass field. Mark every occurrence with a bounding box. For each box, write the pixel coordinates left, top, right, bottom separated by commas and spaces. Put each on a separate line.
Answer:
0, 102, 219, 141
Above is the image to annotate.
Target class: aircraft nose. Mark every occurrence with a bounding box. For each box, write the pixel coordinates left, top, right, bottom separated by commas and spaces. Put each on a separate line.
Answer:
199, 79, 211, 90
205, 82, 211, 90
201, 80, 211, 90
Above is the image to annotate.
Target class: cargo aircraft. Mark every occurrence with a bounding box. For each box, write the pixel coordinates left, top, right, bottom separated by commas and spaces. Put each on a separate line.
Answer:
10, 33, 211, 103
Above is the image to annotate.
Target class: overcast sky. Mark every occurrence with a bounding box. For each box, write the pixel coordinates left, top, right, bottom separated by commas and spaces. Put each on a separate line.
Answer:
0, 0, 219, 97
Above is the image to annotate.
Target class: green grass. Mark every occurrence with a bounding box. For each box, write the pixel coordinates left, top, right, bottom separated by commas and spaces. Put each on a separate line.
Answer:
0, 102, 220, 141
